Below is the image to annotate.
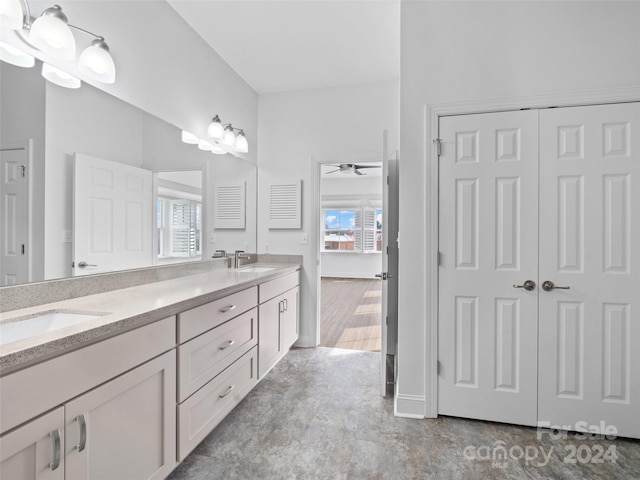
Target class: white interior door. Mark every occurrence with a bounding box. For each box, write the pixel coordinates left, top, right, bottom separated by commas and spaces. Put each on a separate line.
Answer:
380, 130, 399, 396
73, 154, 153, 276
538, 102, 640, 438
0, 144, 29, 286
438, 110, 539, 425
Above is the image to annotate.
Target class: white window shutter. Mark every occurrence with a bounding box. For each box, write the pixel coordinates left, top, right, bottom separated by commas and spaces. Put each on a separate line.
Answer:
353, 209, 362, 251
269, 180, 302, 229
170, 200, 196, 257
214, 182, 246, 229
363, 208, 377, 252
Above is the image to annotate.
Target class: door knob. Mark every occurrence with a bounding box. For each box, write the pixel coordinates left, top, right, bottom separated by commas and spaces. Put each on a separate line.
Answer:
375, 272, 396, 280
77, 261, 97, 268
513, 280, 536, 291
541, 280, 570, 292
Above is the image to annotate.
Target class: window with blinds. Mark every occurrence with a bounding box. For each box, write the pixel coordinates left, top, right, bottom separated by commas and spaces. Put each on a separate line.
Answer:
157, 198, 201, 258
322, 207, 382, 253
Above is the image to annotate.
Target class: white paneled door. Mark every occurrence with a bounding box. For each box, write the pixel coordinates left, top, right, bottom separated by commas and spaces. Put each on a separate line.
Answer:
438, 102, 640, 438
73, 154, 153, 276
438, 110, 540, 426
538, 103, 640, 438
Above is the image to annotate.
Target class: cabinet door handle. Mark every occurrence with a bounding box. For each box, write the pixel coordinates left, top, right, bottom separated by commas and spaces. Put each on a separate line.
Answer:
283, 298, 288, 311
49, 429, 61, 470
219, 305, 237, 314
219, 384, 235, 398
279, 300, 284, 313
219, 339, 235, 350
75, 414, 87, 452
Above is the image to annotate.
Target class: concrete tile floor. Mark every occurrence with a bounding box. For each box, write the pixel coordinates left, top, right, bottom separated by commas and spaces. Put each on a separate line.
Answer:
168, 347, 640, 480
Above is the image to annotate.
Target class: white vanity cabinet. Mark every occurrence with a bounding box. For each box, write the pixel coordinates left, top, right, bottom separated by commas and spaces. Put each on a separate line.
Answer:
177, 287, 259, 461
258, 271, 300, 379
0, 407, 65, 480
0, 318, 177, 480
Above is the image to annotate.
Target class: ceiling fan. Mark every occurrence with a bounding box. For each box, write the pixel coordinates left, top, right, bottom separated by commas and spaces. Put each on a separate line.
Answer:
325, 163, 381, 175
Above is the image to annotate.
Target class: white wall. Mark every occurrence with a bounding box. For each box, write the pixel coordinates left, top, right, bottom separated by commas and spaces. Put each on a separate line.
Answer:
257, 80, 399, 347
398, 1, 640, 417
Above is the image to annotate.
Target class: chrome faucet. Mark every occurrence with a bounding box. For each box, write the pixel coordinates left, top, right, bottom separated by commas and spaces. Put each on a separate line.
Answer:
234, 250, 251, 268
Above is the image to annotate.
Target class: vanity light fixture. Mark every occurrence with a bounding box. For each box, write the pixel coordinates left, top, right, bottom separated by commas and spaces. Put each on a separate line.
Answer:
181, 131, 199, 144
0, 39, 34, 66
223, 124, 236, 147
207, 115, 224, 141
235, 130, 248, 153
0, 0, 117, 87
181, 115, 249, 156
42, 61, 80, 88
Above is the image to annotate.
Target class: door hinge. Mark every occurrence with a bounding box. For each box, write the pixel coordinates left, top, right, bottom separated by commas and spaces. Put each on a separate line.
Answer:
20, 165, 26, 178
21, 244, 25, 255
433, 139, 442, 157
386, 175, 389, 185
437, 251, 441, 266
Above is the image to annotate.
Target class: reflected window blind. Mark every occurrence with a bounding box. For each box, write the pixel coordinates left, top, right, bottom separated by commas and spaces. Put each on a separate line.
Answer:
269, 180, 301, 229
170, 200, 197, 257
214, 183, 246, 229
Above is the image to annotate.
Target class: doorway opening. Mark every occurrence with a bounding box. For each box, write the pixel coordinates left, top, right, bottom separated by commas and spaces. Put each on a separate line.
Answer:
317, 162, 383, 353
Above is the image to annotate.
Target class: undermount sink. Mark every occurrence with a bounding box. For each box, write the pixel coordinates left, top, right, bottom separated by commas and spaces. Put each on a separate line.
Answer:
237, 266, 275, 273
0, 311, 106, 346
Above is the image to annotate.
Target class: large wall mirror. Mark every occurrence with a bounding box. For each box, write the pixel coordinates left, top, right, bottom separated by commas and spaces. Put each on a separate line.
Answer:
0, 61, 257, 287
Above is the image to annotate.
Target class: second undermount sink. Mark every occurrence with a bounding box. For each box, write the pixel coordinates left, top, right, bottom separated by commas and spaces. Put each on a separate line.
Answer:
237, 266, 275, 273
0, 311, 106, 346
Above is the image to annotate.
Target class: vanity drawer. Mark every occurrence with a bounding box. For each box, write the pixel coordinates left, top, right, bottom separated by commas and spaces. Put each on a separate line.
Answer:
259, 271, 300, 304
178, 286, 257, 343
178, 308, 257, 402
177, 347, 258, 461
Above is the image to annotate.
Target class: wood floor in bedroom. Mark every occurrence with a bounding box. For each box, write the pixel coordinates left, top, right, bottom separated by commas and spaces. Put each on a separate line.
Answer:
320, 277, 382, 352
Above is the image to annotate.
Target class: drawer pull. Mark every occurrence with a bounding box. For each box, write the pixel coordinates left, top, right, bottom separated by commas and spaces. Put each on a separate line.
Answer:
219, 384, 235, 398
49, 429, 61, 470
75, 414, 87, 452
219, 305, 237, 314
219, 339, 236, 350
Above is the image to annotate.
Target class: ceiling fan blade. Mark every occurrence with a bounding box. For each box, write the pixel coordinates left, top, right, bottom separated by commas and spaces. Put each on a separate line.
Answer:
326, 168, 341, 174
354, 169, 364, 175
353, 164, 381, 169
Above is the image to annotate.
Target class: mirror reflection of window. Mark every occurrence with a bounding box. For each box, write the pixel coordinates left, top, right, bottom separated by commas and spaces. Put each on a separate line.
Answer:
156, 170, 203, 263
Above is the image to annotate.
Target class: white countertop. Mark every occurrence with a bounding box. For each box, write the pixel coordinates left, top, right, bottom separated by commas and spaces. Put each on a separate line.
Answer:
0, 263, 300, 374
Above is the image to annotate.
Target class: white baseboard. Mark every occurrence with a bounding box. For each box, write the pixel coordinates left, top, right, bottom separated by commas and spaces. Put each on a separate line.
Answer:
394, 393, 426, 418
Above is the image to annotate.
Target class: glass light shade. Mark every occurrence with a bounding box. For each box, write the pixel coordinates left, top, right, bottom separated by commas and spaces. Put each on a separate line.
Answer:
0, 41, 35, 67
198, 140, 214, 151
42, 63, 80, 89
234, 131, 248, 153
0, 0, 24, 30
210, 144, 226, 155
181, 131, 199, 144
78, 40, 115, 83
207, 116, 224, 140
223, 126, 236, 147
29, 8, 76, 60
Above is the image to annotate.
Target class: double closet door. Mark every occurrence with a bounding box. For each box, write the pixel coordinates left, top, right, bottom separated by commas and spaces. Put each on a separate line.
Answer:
438, 103, 640, 438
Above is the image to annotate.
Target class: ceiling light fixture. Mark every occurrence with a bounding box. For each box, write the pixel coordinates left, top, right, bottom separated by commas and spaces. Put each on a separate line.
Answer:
0, 0, 117, 88
181, 114, 249, 156
0, 39, 34, 66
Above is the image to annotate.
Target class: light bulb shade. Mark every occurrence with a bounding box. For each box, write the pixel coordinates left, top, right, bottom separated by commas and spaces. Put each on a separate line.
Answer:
78, 39, 115, 83
198, 140, 214, 151
223, 126, 236, 147
181, 131, 199, 144
210, 144, 226, 155
207, 115, 224, 140
42, 63, 80, 88
29, 6, 76, 60
0, 0, 24, 30
234, 131, 248, 153
0, 41, 35, 67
